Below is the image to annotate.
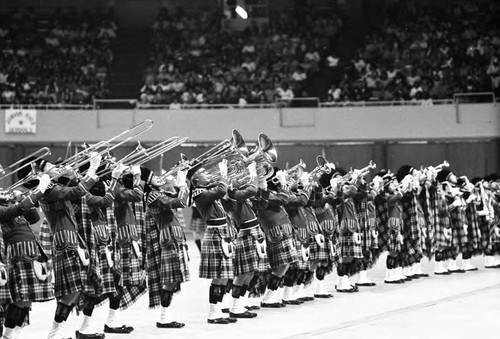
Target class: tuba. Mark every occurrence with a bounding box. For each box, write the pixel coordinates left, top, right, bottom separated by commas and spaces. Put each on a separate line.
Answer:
247, 133, 277, 181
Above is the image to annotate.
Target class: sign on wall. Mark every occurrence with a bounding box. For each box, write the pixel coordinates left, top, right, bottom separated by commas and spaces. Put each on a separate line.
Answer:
4, 109, 37, 134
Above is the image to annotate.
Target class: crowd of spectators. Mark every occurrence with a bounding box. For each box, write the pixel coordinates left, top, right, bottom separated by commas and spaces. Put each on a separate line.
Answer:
0, 7, 117, 106
139, 3, 343, 107
324, 0, 500, 105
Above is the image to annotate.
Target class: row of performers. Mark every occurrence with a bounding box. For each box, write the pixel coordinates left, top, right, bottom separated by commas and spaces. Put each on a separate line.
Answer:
0, 152, 499, 339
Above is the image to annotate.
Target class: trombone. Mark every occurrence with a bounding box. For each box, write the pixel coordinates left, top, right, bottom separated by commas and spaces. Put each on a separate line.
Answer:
0, 147, 51, 181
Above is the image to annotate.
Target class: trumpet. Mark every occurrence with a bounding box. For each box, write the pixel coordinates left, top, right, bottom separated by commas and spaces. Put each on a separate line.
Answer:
351, 160, 376, 178
272, 159, 306, 186
421, 160, 450, 180
0, 147, 51, 181
308, 155, 332, 184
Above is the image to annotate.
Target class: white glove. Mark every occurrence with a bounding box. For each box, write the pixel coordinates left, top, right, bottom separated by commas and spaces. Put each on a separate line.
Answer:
88, 152, 102, 175
451, 198, 462, 208
258, 177, 268, 190
398, 233, 404, 244
300, 172, 310, 186
330, 176, 340, 190
275, 170, 287, 186
111, 163, 126, 179
37, 174, 51, 193
427, 166, 438, 181
466, 193, 476, 204
247, 161, 257, 180
218, 159, 228, 178
463, 224, 468, 235
372, 176, 384, 191
176, 170, 187, 187
131, 165, 141, 176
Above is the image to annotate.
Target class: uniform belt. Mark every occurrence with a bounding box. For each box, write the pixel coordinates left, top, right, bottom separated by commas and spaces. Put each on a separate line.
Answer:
239, 218, 259, 230
207, 218, 227, 227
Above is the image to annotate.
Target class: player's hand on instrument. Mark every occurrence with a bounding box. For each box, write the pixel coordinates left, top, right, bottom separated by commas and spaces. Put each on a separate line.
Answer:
218, 159, 228, 178
37, 174, 51, 194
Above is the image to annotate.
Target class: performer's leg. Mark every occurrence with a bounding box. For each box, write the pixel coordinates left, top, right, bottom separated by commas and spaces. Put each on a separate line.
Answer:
261, 265, 288, 307
77, 295, 105, 338
157, 283, 185, 328
230, 273, 256, 318
2, 302, 30, 339
104, 291, 133, 334
48, 293, 80, 339
356, 259, 376, 286
207, 278, 231, 324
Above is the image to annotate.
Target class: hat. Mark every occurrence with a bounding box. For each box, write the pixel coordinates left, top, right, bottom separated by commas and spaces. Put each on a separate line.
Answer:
396, 164, 414, 183
382, 171, 396, 188
266, 166, 281, 191
436, 169, 453, 183
140, 166, 154, 185
17, 156, 43, 189
318, 169, 336, 188
90, 181, 106, 196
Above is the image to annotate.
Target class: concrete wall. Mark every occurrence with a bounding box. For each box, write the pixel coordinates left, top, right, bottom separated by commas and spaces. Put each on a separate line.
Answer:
1, 104, 499, 144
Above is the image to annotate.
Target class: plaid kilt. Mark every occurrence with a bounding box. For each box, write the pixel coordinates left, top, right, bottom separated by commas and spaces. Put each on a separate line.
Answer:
119, 278, 147, 311
115, 242, 143, 286
478, 216, 490, 252
375, 195, 389, 252
488, 223, 500, 253
435, 213, 453, 250
199, 226, 234, 279
387, 218, 402, 254
97, 245, 115, 296
294, 238, 310, 270
191, 218, 207, 240
308, 237, 330, 263
419, 187, 436, 258
8, 259, 54, 303
265, 223, 298, 269
160, 244, 190, 285
53, 248, 90, 299
233, 226, 265, 276
465, 205, 482, 255
0, 285, 13, 305
450, 208, 468, 252
339, 217, 363, 262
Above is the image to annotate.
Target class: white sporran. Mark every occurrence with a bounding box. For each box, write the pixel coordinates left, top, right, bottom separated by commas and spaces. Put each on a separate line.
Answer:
33, 260, 49, 281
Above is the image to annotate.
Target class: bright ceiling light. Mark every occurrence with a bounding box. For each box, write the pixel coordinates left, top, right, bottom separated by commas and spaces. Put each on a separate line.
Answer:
235, 5, 248, 19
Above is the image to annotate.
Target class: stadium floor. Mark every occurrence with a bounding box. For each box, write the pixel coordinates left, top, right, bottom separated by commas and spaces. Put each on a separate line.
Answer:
23, 233, 500, 339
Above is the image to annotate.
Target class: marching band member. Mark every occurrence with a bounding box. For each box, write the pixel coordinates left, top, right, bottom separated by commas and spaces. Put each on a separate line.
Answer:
256, 167, 298, 308
190, 206, 206, 253
103, 164, 146, 334
221, 162, 267, 319
144, 167, 190, 328
313, 170, 343, 297
396, 165, 422, 280
283, 172, 314, 305
188, 160, 237, 324
381, 172, 405, 283
334, 170, 363, 292
19, 154, 101, 339
353, 176, 376, 287
478, 175, 500, 268
0, 174, 53, 339
74, 164, 123, 339
460, 177, 482, 271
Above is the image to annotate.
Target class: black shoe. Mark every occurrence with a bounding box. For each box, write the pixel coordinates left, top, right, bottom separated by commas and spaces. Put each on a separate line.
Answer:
156, 321, 185, 328
314, 293, 334, 298
225, 317, 238, 323
260, 302, 282, 308
384, 279, 404, 284
448, 269, 465, 273
221, 308, 230, 313
76, 331, 105, 339
104, 324, 134, 334
434, 271, 451, 275
229, 311, 256, 318
282, 299, 303, 305
417, 273, 430, 277
207, 318, 229, 324
245, 305, 260, 311
355, 282, 376, 287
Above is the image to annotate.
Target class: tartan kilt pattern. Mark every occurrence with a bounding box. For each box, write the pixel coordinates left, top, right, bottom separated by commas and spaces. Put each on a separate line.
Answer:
97, 245, 115, 296
233, 226, 265, 276
266, 230, 298, 269
115, 242, 143, 287
294, 238, 310, 270
465, 205, 482, 254
53, 249, 90, 299
0, 285, 13, 305
375, 196, 389, 252
435, 214, 453, 250
160, 244, 190, 285
199, 226, 234, 279
308, 237, 330, 263
478, 216, 490, 251
401, 195, 422, 266
8, 259, 54, 303
488, 223, 500, 253
450, 208, 468, 252
339, 219, 363, 262
119, 277, 147, 311
191, 218, 207, 240
387, 218, 402, 254
145, 211, 162, 308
